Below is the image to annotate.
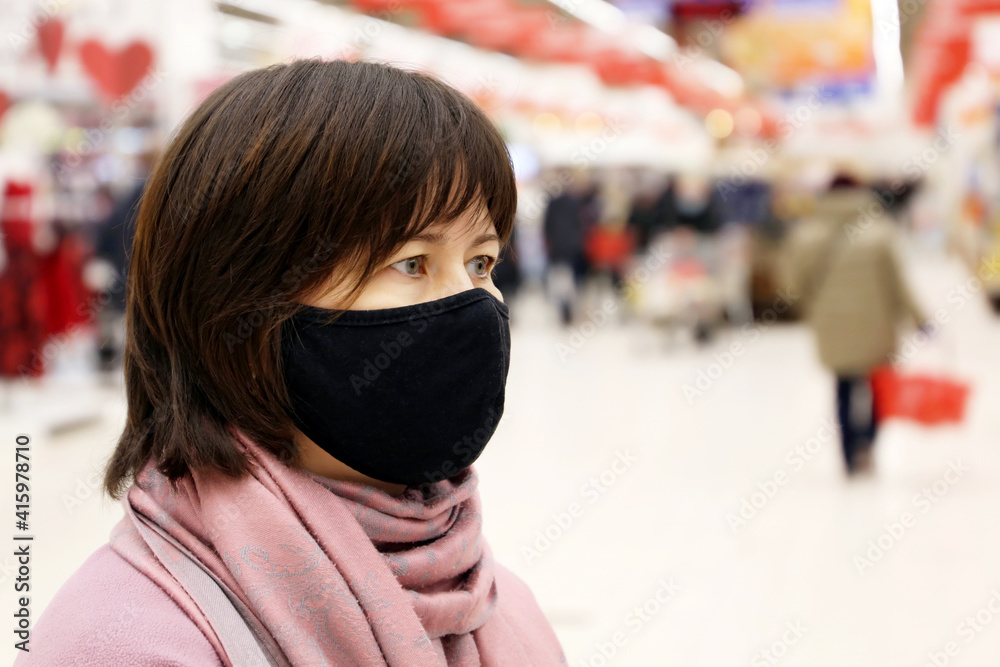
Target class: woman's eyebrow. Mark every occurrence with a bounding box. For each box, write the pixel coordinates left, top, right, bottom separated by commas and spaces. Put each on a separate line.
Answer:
470, 232, 499, 246
409, 231, 499, 246
411, 231, 447, 244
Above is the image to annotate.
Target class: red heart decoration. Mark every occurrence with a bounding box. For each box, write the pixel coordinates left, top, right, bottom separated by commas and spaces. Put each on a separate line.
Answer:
36, 18, 65, 74
79, 39, 155, 100
0, 91, 10, 123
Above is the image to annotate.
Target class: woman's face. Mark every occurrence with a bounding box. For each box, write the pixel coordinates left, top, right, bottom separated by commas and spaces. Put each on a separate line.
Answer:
303, 208, 504, 311
292, 207, 505, 495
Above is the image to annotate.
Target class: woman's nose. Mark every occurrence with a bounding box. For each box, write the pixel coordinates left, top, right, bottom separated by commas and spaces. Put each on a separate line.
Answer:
428, 264, 476, 301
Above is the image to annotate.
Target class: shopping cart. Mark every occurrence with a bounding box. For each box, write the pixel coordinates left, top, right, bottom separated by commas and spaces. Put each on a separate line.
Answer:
624, 228, 727, 344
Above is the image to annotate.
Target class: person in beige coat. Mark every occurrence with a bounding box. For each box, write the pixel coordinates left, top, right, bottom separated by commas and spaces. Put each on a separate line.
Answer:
785, 176, 928, 474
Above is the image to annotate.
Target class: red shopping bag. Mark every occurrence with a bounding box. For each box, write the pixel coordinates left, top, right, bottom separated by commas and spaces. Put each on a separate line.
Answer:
869, 365, 971, 425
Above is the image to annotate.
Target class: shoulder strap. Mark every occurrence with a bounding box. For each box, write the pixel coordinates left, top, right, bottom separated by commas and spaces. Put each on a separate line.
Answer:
128, 504, 289, 667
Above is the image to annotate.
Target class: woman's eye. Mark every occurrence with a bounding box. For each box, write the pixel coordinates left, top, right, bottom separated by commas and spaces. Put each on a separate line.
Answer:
390, 256, 424, 276
467, 255, 494, 278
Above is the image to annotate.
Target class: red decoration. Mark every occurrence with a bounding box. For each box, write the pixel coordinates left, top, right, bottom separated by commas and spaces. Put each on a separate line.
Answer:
0, 181, 49, 378
0, 90, 10, 123
350, 0, 407, 11
417, 0, 510, 37
349, 0, 425, 16
79, 39, 155, 100
464, 6, 549, 53
521, 24, 596, 63
590, 48, 669, 87
36, 18, 65, 74
344, 0, 771, 134
660, 64, 722, 110
909, 0, 1000, 126
960, 0, 1000, 13
671, 0, 744, 20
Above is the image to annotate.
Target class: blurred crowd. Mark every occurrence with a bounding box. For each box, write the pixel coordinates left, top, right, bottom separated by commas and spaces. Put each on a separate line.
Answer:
1, 161, 958, 371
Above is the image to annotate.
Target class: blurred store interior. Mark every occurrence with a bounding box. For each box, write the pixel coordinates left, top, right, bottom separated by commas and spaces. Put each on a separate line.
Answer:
3, 0, 1000, 664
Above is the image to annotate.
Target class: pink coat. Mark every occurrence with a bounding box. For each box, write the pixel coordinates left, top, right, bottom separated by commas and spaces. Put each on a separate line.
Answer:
14, 542, 559, 666
15, 430, 566, 665
14, 542, 224, 666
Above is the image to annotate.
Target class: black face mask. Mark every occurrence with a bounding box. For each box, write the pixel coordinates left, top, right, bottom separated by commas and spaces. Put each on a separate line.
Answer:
280, 287, 511, 486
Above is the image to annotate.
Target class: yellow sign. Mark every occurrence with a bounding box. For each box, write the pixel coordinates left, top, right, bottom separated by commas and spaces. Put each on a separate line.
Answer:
723, 0, 874, 87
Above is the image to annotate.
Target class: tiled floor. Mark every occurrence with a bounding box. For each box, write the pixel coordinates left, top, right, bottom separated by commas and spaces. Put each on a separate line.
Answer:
3, 246, 999, 666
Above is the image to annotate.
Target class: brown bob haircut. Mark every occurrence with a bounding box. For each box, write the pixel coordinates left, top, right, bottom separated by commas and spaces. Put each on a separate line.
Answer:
103, 58, 516, 500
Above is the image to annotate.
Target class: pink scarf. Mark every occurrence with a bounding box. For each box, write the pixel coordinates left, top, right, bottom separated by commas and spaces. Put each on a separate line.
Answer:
109, 429, 566, 666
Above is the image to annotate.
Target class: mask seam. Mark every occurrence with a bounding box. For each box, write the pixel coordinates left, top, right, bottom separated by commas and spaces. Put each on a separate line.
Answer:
493, 305, 509, 409
295, 289, 506, 327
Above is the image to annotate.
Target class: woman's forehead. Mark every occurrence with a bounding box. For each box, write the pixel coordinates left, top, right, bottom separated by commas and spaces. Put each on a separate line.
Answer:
418, 208, 497, 244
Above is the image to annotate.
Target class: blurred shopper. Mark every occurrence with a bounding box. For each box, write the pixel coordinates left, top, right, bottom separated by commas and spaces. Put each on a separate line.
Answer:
491, 222, 522, 300
673, 173, 727, 342
627, 188, 661, 252
543, 172, 592, 325
673, 173, 723, 235
89, 155, 152, 373
786, 175, 928, 475
17, 60, 565, 667
627, 172, 672, 253
579, 178, 602, 232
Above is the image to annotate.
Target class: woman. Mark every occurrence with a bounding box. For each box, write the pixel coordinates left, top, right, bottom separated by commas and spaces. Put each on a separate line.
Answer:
18, 59, 566, 666
786, 174, 928, 475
